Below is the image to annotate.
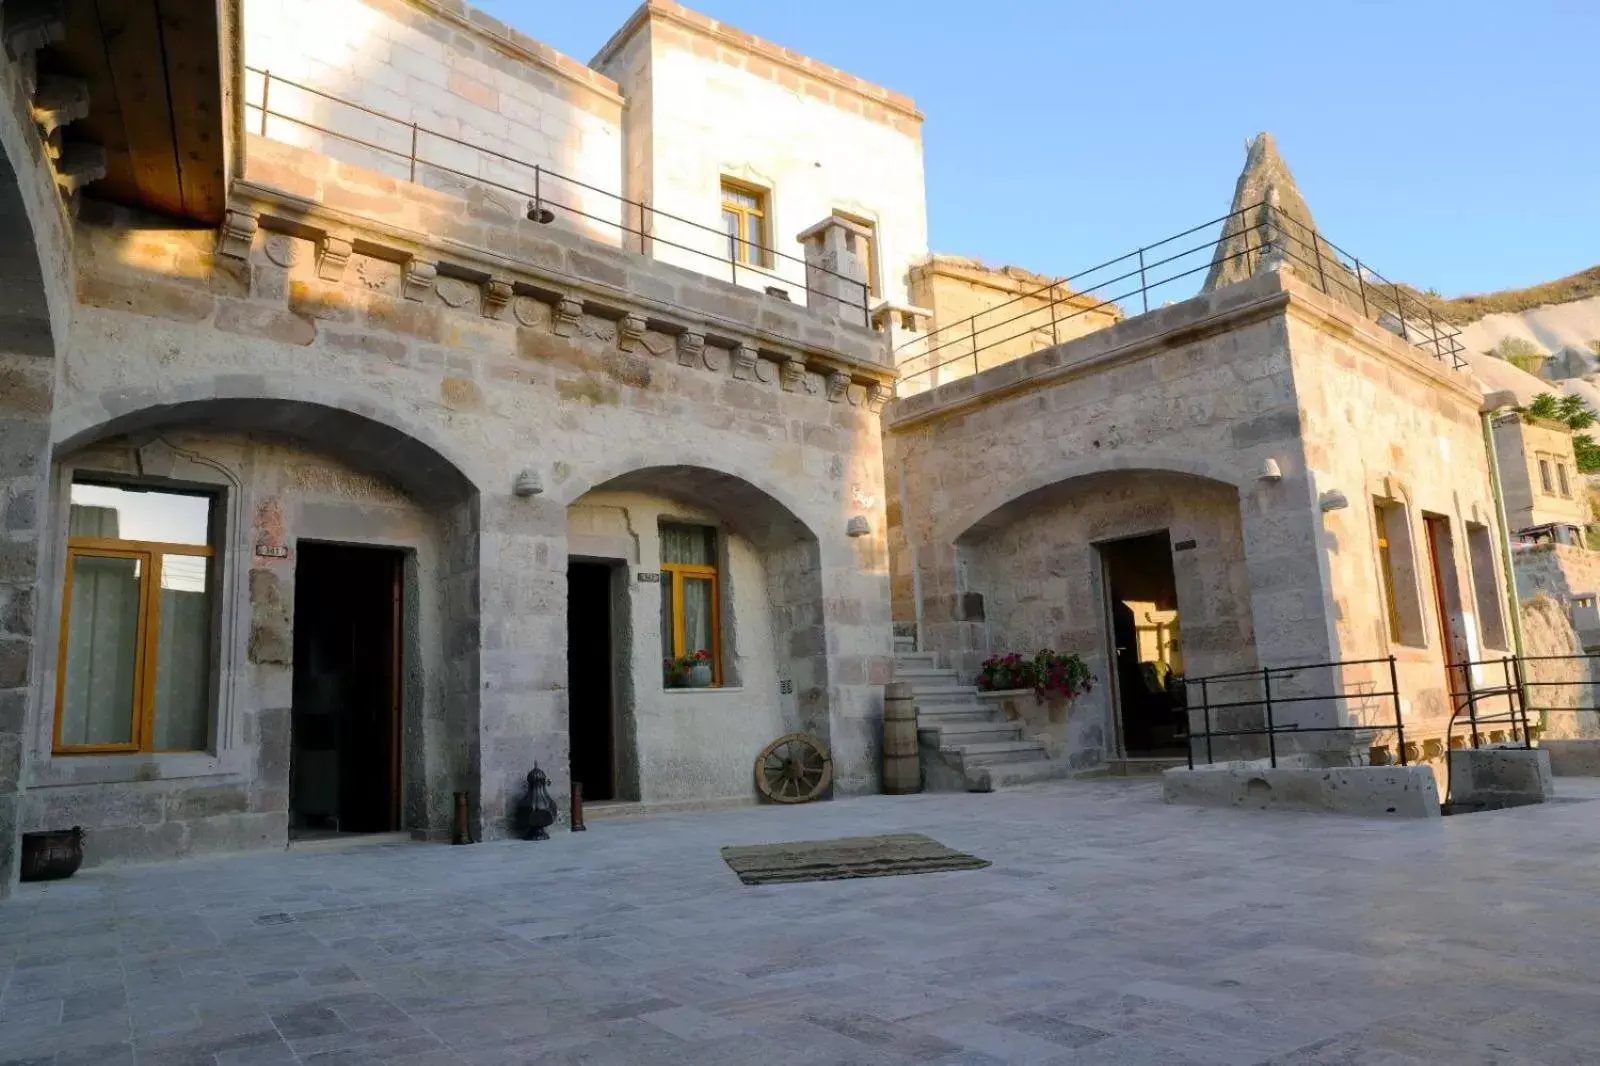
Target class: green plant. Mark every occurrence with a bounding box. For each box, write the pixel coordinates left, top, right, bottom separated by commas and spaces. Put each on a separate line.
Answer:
1494, 336, 1548, 375
663, 648, 711, 683
1588, 339, 1600, 357
976, 652, 1034, 692
1032, 649, 1094, 702
977, 649, 1095, 702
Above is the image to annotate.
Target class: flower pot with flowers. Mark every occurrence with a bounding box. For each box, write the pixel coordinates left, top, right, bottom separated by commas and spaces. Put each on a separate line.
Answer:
664, 649, 714, 688
1031, 649, 1094, 707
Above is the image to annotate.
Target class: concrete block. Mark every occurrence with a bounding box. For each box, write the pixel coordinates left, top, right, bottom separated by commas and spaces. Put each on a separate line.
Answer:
1542, 739, 1600, 777
1446, 747, 1553, 811
1162, 763, 1441, 818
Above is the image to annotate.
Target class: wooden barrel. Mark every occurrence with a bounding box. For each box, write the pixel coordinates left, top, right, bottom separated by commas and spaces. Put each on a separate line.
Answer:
882, 681, 922, 794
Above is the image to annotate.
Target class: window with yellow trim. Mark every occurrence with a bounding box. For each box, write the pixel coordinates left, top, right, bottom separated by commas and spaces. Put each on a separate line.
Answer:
832, 210, 879, 298
54, 481, 217, 754
720, 179, 771, 268
659, 522, 721, 687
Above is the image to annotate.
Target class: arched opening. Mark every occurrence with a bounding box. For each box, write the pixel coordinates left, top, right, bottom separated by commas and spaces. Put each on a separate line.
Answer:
26, 397, 481, 864
0, 127, 64, 896
953, 468, 1258, 766
565, 465, 828, 805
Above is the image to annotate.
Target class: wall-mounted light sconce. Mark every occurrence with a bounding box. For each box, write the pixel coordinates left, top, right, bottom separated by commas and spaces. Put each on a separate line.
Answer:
1319, 490, 1349, 512
1257, 458, 1283, 482
846, 515, 870, 537
513, 469, 543, 497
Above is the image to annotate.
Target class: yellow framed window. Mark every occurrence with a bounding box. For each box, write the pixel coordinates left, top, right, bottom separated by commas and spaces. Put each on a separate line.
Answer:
54, 481, 217, 754
832, 210, 879, 297
660, 522, 721, 686
721, 179, 770, 268
1375, 507, 1403, 644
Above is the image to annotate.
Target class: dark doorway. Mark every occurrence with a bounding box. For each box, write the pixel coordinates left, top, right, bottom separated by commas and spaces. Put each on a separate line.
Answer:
567, 561, 617, 802
1424, 515, 1471, 705
1101, 531, 1187, 757
290, 542, 404, 837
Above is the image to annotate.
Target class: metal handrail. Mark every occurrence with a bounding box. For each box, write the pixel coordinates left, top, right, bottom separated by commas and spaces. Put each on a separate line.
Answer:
896, 202, 1468, 393
243, 67, 870, 316
1183, 656, 1407, 769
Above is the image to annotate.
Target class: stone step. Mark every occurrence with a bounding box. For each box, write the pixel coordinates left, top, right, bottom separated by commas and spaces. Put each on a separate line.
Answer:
966, 759, 1080, 792
914, 706, 992, 724
920, 720, 1024, 745
897, 673, 960, 688
895, 650, 938, 667
910, 685, 983, 705
949, 740, 1047, 766
1106, 757, 1188, 777
893, 638, 918, 654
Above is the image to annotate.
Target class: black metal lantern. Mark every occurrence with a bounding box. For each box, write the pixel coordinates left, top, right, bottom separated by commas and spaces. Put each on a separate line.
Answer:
519, 765, 557, 840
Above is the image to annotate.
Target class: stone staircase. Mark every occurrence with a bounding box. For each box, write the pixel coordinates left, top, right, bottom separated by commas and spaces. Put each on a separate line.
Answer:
895, 651, 1077, 792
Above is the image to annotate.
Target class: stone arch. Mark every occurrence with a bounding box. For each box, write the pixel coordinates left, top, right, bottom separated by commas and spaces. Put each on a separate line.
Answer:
0, 84, 70, 897
54, 377, 482, 504
946, 449, 1248, 547
39, 390, 485, 851
556, 451, 822, 546
568, 462, 832, 801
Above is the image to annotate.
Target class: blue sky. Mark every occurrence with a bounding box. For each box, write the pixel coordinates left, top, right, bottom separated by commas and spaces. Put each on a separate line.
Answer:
482, 0, 1596, 298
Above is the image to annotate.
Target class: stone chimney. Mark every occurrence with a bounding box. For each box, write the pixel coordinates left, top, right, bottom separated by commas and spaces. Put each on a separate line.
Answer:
797, 216, 870, 327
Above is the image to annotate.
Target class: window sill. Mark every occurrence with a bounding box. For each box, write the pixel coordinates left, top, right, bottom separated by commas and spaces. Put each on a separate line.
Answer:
661, 686, 746, 696
28, 750, 245, 788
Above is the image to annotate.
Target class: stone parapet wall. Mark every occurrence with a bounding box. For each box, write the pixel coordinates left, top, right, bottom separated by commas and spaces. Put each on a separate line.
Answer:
236, 135, 891, 379
1513, 542, 1600, 604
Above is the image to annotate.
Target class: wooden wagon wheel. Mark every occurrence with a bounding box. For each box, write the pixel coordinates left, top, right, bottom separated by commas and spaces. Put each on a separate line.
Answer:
755, 732, 832, 804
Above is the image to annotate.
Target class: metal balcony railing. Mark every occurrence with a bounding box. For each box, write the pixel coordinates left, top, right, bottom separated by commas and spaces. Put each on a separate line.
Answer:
895, 202, 1467, 394
243, 67, 869, 318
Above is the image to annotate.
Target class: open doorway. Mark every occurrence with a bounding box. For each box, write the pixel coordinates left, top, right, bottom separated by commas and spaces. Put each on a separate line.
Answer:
290, 542, 404, 838
1101, 531, 1187, 757
567, 561, 618, 802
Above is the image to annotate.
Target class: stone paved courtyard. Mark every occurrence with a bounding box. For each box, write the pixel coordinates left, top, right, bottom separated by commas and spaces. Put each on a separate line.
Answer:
6, 778, 1600, 1065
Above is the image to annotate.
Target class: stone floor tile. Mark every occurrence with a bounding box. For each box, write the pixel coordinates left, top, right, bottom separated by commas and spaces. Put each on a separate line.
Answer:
6, 780, 1600, 1065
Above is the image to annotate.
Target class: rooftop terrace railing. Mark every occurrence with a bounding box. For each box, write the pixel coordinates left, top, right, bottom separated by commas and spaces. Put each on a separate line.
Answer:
243, 67, 870, 319
895, 202, 1467, 394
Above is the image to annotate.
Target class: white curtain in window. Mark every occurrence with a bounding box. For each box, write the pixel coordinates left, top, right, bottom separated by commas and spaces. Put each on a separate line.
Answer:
60, 555, 140, 746
661, 524, 714, 566
153, 556, 211, 750
683, 577, 713, 658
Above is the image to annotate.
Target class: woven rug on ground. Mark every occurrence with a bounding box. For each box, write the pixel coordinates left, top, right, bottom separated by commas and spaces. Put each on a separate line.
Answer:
720, 832, 991, 885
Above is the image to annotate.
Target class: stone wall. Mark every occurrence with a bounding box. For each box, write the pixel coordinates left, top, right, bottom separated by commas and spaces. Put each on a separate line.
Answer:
594, 1, 927, 310
19, 120, 893, 864
1288, 299, 1509, 732
901, 255, 1121, 387
886, 270, 1508, 761
244, 0, 625, 242
23, 432, 458, 864
888, 272, 1326, 676
1513, 542, 1600, 604
0, 43, 76, 896
565, 489, 798, 804
961, 471, 1256, 765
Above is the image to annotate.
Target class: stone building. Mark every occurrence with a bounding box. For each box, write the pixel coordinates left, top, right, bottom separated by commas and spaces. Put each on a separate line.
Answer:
887, 137, 1516, 771
0, 0, 1534, 892
0, 0, 912, 888
896, 255, 1122, 390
